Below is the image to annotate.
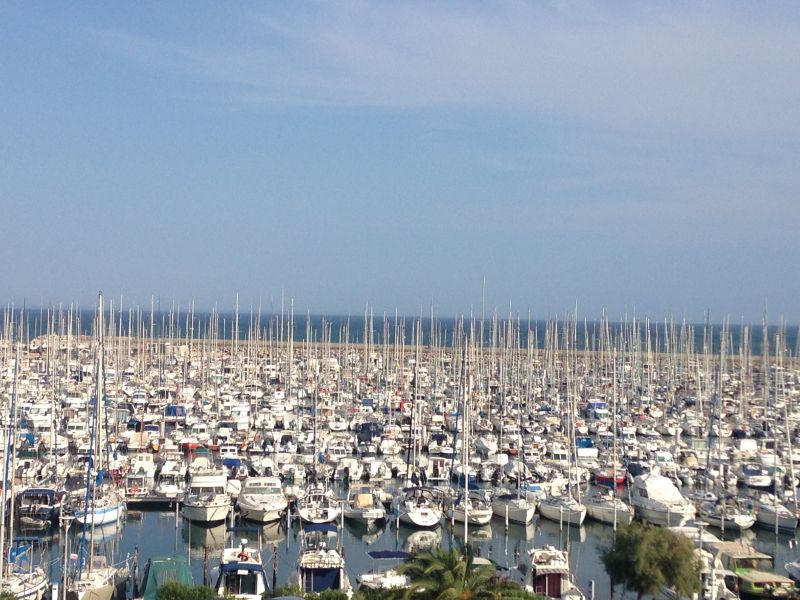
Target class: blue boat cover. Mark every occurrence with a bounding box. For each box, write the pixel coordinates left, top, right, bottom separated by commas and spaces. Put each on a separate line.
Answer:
367, 550, 411, 560
220, 562, 265, 573
303, 523, 337, 533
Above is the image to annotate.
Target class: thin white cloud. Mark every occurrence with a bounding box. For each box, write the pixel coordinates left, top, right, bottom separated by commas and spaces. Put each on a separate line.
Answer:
89, 2, 800, 139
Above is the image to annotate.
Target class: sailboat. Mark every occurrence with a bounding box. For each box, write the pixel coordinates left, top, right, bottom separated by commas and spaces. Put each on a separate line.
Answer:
447, 360, 492, 529
539, 362, 586, 528
68, 298, 125, 528
0, 312, 49, 600
584, 363, 633, 527
294, 523, 351, 595
65, 293, 131, 600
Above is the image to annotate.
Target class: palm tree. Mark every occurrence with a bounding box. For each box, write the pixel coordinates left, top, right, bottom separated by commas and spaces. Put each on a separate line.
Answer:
397, 546, 496, 600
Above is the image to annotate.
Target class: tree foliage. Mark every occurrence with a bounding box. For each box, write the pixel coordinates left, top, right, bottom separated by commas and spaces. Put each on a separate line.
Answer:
398, 546, 507, 600
600, 521, 701, 600
155, 581, 217, 600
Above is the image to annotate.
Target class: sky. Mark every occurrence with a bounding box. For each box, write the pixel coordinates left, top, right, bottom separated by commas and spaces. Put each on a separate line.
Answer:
1, 2, 799, 323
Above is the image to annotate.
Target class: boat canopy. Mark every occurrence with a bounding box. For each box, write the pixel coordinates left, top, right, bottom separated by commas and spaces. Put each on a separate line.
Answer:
220, 562, 266, 573
140, 556, 194, 600
303, 523, 337, 533
367, 550, 412, 560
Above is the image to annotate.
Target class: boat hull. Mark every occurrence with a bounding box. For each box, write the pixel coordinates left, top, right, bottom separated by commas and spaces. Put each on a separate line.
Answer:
585, 502, 634, 526
73, 502, 124, 527
181, 501, 230, 524
538, 501, 586, 527
492, 500, 535, 525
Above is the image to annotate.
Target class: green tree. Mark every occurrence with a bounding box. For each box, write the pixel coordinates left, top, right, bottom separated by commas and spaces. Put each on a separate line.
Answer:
600, 521, 701, 600
155, 581, 217, 600
0, 591, 19, 600
482, 579, 544, 600
397, 546, 496, 600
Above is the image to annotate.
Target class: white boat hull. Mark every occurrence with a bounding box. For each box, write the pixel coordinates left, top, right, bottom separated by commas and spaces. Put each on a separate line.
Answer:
634, 504, 694, 527
182, 501, 230, 523
585, 502, 634, 526
448, 506, 493, 526
238, 504, 285, 523
343, 506, 386, 525
538, 501, 586, 527
398, 506, 442, 529
492, 499, 536, 525
73, 502, 125, 527
1, 569, 48, 600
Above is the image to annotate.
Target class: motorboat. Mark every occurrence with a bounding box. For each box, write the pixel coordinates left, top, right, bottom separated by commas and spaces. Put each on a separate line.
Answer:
629, 472, 696, 526
237, 477, 288, 523
510, 545, 585, 599
356, 550, 412, 591
342, 485, 386, 526
214, 538, 269, 600
181, 472, 231, 524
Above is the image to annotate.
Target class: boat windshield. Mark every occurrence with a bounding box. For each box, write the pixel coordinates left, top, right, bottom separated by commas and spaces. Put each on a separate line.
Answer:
224, 571, 259, 596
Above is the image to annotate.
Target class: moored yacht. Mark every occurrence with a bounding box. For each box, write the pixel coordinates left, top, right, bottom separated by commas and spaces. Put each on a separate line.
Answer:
214, 539, 269, 600
447, 491, 493, 526
296, 484, 340, 524
342, 485, 386, 526
237, 477, 288, 523
181, 472, 230, 524
538, 492, 587, 527
630, 472, 695, 526
392, 487, 443, 529
294, 523, 352, 595
510, 545, 586, 599
491, 490, 537, 525
584, 487, 633, 526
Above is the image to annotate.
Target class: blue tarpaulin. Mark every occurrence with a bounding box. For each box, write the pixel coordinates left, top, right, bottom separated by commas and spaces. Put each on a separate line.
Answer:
303, 523, 337, 533
367, 550, 411, 560
301, 567, 340, 593
8, 545, 31, 564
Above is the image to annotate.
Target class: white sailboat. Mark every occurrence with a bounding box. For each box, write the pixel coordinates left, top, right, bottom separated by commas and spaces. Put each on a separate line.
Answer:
0, 324, 49, 600
66, 294, 131, 600
294, 523, 351, 595
392, 486, 443, 529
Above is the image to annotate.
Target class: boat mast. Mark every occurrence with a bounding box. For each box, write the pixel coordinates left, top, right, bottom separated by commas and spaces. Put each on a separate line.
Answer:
0, 307, 22, 584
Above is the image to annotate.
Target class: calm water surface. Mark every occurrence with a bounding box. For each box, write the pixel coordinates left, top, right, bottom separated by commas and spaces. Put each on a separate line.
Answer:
27, 499, 799, 599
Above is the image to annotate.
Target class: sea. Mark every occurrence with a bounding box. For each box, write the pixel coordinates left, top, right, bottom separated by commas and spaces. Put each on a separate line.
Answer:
15, 309, 800, 356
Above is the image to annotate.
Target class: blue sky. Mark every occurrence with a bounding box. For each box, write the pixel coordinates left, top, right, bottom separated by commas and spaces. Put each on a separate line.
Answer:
2, 2, 799, 322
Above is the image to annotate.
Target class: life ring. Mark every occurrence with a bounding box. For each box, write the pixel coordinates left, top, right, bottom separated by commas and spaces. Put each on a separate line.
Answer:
238, 550, 249, 560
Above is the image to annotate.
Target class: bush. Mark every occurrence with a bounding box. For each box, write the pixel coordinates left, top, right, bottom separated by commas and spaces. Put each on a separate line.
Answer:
155, 581, 217, 600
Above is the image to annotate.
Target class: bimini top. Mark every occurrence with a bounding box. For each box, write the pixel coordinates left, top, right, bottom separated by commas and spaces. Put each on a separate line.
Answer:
367, 550, 412, 560
303, 523, 337, 534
